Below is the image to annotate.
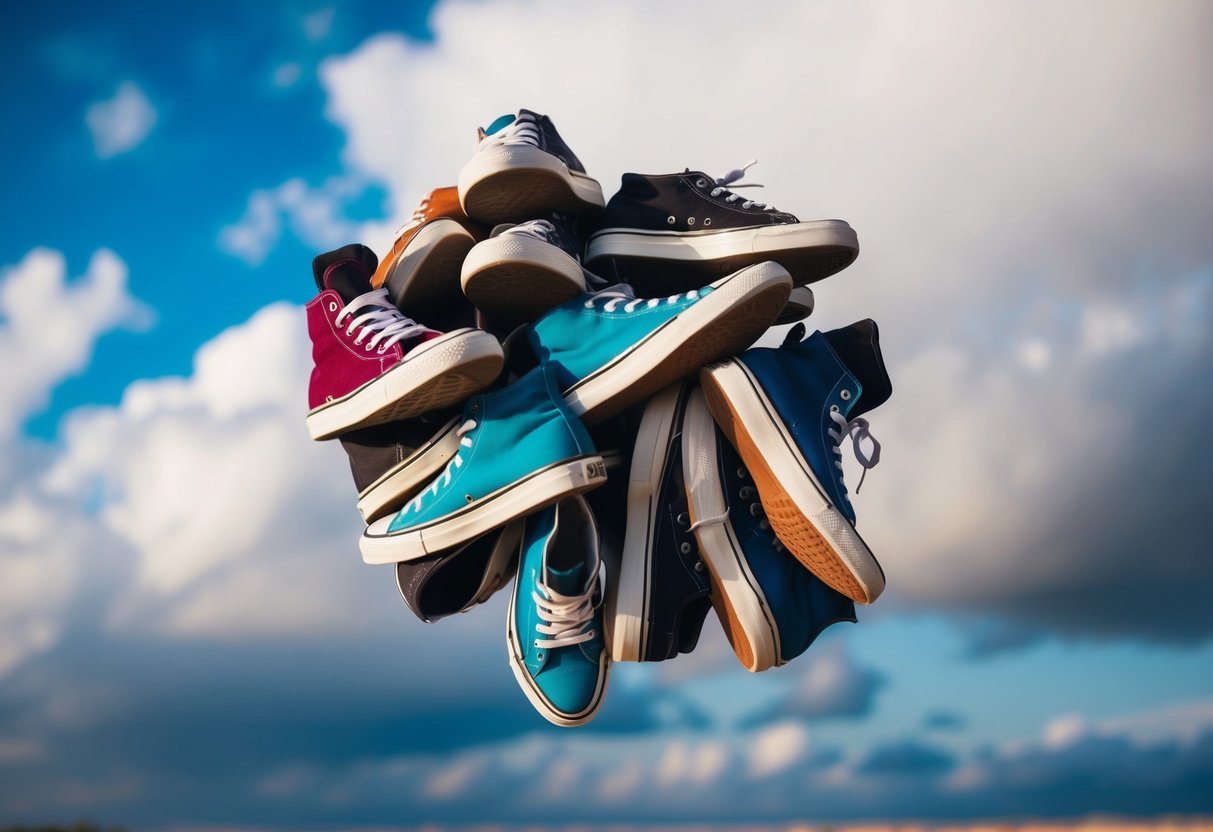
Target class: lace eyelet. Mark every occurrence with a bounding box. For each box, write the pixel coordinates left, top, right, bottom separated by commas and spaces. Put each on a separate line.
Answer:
737, 467, 747, 479
364, 342, 375, 351
840, 389, 852, 401
703, 218, 712, 226
696, 178, 707, 188
694, 561, 704, 572
328, 302, 338, 313
676, 512, 689, 527
666, 216, 676, 225
830, 404, 840, 413
687, 217, 696, 226
537, 652, 544, 660
377, 345, 388, 354
680, 542, 691, 554
465, 494, 474, 503
586, 630, 596, 638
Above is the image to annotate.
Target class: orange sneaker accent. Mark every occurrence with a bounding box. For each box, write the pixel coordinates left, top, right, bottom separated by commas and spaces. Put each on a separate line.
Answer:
372, 187, 488, 289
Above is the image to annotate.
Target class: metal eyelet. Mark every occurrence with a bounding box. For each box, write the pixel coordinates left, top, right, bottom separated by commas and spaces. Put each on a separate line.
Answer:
694, 561, 704, 572
378, 345, 388, 354
679, 542, 692, 554
325, 395, 334, 402
666, 216, 676, 225
703, 218, 712, 226
696, 178, 707, 188
677, 512, 689, 527
328, 302, 338, 313
739, 487, 755, 499
687, 217, 696, 226
830, 404, 840, 413
737, 467, 747, 479
465, 494, 474, 503
750, 503, 762, 517
536, 651, 544, 660
840, 389, 852, 401
470, 404, 478, 413
364, 342, 375, 351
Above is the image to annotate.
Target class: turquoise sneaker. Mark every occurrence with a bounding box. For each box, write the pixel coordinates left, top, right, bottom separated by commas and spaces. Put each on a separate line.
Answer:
360, 362, 607, 565
527, 261, 791, 424
507, 495, 608, 726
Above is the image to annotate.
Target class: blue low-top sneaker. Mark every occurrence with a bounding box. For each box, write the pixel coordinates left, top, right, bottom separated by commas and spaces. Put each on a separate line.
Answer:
458, 109, 604, 224
608, 382, 711, 663
360, 362, 608, 565
528, 261, 791, 424
682, 389, 856, 671
507, 495, 608, 726
699, 319, 892, 604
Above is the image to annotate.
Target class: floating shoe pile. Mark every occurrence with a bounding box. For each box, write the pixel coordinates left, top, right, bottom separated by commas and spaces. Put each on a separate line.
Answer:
305, 108, 892, 727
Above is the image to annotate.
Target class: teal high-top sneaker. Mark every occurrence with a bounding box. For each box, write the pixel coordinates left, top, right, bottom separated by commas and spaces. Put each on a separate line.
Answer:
682, 389, 856, 671
527, 261, 791, 424
699, 320, 892, 604
507, 495, 608, 727
360, 362, 607, 565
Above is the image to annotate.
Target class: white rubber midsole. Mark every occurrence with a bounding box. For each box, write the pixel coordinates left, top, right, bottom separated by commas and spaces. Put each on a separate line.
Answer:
700, 360, 885, 603
356, 416, 463, 523
458, 144, 604, 210
306, 329, 502, 440
388, 218, 474, 288
586, 220, 857, 263
681, 390, 780, 671
608, 383, 684, 662
360, 455, 607, 565
461, 233, 584, 293
563, 261, 792, 419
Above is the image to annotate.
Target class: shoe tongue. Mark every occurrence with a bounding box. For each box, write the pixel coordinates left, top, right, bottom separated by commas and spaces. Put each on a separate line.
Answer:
545, 562, 586, 596
483, 113, 516, 137
312, 244, 378, 301
823, 319, 892, 417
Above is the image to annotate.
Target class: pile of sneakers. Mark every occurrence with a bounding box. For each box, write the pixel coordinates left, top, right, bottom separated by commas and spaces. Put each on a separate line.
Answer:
305, 109, 892, 727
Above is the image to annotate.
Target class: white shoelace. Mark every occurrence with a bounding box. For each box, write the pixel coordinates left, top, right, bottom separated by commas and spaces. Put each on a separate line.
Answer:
400, 419, 477, 515
533, 574, 598, 649
708, 158, 776, 211
336, 288, 435, 352
828, 410, 881, 496
478, 112, 541, 151
584, 288, 701, 313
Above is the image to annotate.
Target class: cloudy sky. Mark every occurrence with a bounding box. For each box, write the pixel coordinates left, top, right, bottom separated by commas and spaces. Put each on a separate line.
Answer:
2, 0, 1212, 825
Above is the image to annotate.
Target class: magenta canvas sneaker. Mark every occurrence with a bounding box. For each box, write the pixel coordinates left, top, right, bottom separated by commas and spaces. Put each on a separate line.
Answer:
306, 244, 505, 441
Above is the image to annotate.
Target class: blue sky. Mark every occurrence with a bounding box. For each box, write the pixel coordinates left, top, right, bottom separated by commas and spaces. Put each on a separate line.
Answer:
2, 0, 1212, 826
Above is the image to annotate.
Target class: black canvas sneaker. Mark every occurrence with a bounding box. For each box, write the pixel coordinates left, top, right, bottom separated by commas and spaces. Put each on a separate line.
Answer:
339, 410, 463, 523
461, 214, 588, 329
395, 522, 522, 623
585, 162, 859, 294
605, 382, 712, 662
458, 109, 605, 224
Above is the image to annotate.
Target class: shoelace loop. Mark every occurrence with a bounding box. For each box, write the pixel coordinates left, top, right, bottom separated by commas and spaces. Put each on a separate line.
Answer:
828, 410, 881, 496
336, 288, 436, 352
584, 288, 701, 313
706, 158, 776, 211
533, 572, 598, 650
400, 419, 477, 516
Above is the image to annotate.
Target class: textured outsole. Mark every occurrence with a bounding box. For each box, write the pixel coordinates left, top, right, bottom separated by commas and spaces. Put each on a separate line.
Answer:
567, 262, 792, 426
383, 220, 476, 324
307, 330, 504, 440
461, 236, 585, 328
458, 146, 604, 224
699, 363, 884, 604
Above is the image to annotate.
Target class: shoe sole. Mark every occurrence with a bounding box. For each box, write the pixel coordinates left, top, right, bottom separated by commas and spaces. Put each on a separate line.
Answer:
681, 389, 780, 672
773, 285, 814, 325
459, 145, 605, 224
699, 360, 885, 604
360, 455, 608, 565
607, 382, 688, 663
357, 416, 464, 523
395, 519, 523, 617
461, 234, 586, 329
382, 219, 477, 324
585, 221, 858, 293
505, 556, 609, 726
306, 329, 504, 441
565, 261, 792, 425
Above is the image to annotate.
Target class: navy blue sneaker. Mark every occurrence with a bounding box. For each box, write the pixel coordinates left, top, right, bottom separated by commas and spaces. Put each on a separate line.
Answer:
682, 389, 856, 671
585, 162, 858, 293
507, 495, 608, 726
360, 362, 607, 565
528, 261, 792, 424
607, 382, 711, 662
699, 320, 891, 604
395, 521, 522, 623
461, 215, 588, 329
458, 109, 604, 224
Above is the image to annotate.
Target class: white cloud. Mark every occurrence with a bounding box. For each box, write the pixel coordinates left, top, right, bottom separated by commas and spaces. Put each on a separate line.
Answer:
219, 176, 366, 265
303, 7, 336, 41
0, 248, 151, 442
85, 81, 158, 158
748, 720, 810, 778
272, 62, 303, 88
